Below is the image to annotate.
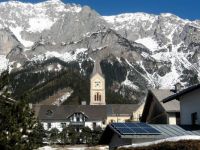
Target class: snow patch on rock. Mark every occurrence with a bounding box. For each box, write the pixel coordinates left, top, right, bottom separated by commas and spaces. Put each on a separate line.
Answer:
27, 17, 56, 33
135, 37, 160, 51
53, 91, 73, 106
31, 48, 88, 63
0, 55, 8, 73
122, 71, 139, 90
9, 26, 34, 47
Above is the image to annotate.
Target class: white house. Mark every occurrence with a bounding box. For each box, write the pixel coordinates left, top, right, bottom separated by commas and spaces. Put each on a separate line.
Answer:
163, 84, 200, 125
36, 104, 142, 131
38, 105, 107, 131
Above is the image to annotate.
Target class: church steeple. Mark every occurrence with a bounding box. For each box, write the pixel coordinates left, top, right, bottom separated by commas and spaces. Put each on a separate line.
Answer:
90, 59, 106, 105
91, 59, 103, 77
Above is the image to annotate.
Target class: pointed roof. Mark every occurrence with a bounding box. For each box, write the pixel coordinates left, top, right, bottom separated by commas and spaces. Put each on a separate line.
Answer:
91, 59, 103, 77
36, 104, 140, 121
163, 84, 200, 103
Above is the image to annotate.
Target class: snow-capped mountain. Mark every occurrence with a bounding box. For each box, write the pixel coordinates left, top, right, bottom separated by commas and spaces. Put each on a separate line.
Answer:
0, 0, 200, 103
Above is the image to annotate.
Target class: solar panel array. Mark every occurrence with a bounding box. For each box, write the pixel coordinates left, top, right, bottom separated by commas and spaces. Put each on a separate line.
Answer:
111, 123, 161, 135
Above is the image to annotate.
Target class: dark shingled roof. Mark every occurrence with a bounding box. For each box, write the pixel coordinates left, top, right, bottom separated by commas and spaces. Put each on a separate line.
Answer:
38, 105, 107, 121
163, 84, 200, 103
37, 104, 140, 121
106, 104, 140, 116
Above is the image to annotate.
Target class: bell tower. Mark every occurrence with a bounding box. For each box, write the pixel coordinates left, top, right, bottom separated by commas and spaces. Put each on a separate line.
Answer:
90, 59, 106, 105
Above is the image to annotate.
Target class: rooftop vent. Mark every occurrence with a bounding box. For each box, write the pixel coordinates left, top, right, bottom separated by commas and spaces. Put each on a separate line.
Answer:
170, 82, 183, 93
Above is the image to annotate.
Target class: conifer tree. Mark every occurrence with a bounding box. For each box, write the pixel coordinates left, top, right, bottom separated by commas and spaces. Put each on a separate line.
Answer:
49, 128, 59, 144
0, 71, 44, 149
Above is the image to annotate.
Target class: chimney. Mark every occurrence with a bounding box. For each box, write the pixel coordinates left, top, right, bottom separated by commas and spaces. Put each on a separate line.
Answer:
175, 83, 183, 92
81, 101, 87, 105
170, 82, 183, 93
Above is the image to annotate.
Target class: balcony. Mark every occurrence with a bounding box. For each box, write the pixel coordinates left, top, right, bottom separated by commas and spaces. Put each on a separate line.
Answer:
70, 121, 85, 126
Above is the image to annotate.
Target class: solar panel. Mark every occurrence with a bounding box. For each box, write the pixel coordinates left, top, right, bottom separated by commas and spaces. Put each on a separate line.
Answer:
117, 128, 134, 134
143, 127, 160, 134
131, 127, 148, 134
125, 123, 138, 128
111, 122, 161, 135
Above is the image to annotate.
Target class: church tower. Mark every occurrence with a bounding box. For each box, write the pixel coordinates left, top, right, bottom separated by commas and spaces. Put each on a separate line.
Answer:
90, 59, 106, 105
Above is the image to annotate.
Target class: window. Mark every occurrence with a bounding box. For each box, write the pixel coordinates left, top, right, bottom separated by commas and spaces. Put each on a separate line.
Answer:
110, 119, 115, 123
94, 92, 101, 101
61, 123, 66, 128
176, 112, 180, 125
192, 112, 198, 126
47, 123, 51, 129
77, 116, 80, 122
94, 95, 97, 101
97, 93, 99, 101
46, 110, 53, 116
93, 122, 97, 129
69, 112, 87, 123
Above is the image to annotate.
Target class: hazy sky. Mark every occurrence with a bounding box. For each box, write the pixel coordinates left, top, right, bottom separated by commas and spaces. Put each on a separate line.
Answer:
3, 0, 200, 20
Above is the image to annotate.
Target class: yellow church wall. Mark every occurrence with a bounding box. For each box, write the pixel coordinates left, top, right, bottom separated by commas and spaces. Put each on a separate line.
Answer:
90, 73, 106, 105
131, 104, 144, 122
105, 116, 131, 124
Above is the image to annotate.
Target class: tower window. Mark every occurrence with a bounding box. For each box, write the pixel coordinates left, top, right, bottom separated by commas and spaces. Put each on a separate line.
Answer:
99, 94, 101, 101
97, 92, 99, 101
94, 95, 97, 101
94, 92, 101, 101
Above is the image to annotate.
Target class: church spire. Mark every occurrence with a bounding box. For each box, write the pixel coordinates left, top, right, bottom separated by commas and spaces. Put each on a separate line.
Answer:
91, 59, 103, 77
90, 58, 106, 105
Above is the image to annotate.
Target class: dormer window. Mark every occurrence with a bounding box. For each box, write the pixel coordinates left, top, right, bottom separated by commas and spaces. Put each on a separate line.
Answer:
46, 110, 53, 116
68, 112, 88, 123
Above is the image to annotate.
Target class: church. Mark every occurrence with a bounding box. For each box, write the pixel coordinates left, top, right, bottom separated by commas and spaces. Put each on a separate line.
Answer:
33, 60, 143, 131
90, 59, 106, 105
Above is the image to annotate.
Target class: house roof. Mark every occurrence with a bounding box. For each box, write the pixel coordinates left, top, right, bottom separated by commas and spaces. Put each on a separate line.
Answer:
106, 104, 140, 116
163, 84, 200, 103
38, 105, 107, 121
99, 123, 200, 144
151, 89, 180, 112
37, 104, 140, 122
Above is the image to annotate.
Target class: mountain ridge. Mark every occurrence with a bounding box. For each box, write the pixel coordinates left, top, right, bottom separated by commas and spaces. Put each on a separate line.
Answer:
0, 0, 200, 103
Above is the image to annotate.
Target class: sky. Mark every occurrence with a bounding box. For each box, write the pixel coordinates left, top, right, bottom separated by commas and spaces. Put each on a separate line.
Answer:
4, 0, 200, 20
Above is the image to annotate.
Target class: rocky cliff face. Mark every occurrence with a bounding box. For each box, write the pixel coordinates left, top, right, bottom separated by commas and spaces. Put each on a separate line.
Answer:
0, 0, 200, 103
